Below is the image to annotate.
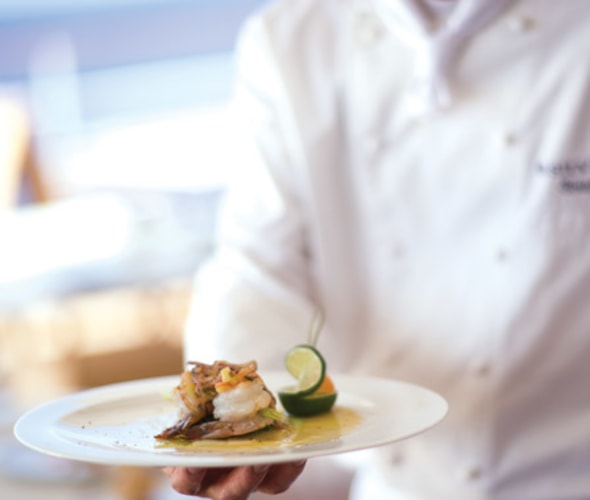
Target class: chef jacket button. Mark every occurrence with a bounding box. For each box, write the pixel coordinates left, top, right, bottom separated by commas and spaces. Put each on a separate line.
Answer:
470, 360, 491, 377
460, 465, 483, 481
390, 449, 404, 465
356, 13, 383, 46
495, 248, 508, 261
428, 16, 450, 35
501, 133, 518, 147
364, 135, 383, 158
391, 244, 405, 259
507, 16, 535, 34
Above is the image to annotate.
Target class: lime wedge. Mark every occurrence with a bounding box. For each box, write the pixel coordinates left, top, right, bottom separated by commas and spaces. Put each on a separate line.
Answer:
284, 344, 326, 396
278, 390, 337, 417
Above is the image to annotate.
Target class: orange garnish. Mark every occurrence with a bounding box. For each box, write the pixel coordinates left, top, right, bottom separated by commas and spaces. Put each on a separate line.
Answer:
316, 374, 335, 394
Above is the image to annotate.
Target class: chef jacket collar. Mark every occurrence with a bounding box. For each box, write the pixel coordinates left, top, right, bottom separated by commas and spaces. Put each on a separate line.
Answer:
371, 0, 515, 116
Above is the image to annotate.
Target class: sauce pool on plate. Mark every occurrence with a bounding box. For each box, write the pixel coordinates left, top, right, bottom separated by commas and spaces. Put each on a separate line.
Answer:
156, 406, 362, 454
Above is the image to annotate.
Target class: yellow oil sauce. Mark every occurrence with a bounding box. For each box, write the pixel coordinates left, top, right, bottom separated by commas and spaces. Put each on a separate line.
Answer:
157, 407, 362, 455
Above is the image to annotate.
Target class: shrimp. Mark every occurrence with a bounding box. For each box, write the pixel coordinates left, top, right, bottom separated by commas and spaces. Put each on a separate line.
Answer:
156, 360, 282, 441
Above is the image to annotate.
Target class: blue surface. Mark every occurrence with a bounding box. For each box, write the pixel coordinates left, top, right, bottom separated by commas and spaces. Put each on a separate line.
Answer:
0, 0, 268, 79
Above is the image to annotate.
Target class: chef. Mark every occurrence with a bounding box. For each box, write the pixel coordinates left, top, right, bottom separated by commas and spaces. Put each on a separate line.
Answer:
167, 0, 590, 498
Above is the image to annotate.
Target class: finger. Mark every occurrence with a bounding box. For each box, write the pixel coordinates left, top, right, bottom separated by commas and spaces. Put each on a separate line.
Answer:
256, 460, 307, 494
164, 467, 207, 496
200, 465, 270, 500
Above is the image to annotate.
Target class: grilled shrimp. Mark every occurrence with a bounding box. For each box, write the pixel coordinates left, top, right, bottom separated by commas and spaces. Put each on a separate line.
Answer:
213, 379, 274, 421
156, 360, 281, 440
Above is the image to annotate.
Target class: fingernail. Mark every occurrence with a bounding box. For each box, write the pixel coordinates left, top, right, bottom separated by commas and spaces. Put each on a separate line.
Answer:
253, 464, 270, 474
187, 468, 203, 479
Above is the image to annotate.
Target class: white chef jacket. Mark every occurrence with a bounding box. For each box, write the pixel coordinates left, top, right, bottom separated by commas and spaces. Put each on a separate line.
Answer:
184, 0, 590, 498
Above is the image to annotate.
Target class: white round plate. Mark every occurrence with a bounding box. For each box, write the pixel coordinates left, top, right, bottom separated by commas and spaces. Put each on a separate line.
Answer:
14, 372, 447, 467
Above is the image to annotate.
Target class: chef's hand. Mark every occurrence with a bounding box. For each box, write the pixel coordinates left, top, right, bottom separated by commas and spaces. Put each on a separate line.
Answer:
163, 461, 306, 499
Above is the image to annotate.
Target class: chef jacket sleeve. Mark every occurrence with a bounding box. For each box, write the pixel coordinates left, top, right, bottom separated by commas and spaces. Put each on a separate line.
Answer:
183, 15, 316, 369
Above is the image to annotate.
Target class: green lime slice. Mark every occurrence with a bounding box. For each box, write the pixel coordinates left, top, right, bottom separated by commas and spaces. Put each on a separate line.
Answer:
284, 344, 326, 396
278, 390, 337, 417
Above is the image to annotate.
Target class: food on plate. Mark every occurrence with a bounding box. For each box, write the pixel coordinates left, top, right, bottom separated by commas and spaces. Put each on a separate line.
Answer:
155, 360, 284, 440
278, 375, 338, 416
284, 344, 326, 396
277, 314, 338, 417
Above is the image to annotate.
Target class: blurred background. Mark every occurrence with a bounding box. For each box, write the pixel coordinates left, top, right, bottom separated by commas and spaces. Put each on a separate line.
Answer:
0, 1, 270, 498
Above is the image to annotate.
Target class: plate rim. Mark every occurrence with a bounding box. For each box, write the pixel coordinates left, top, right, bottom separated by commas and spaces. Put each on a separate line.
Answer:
14, 372, 448, 467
